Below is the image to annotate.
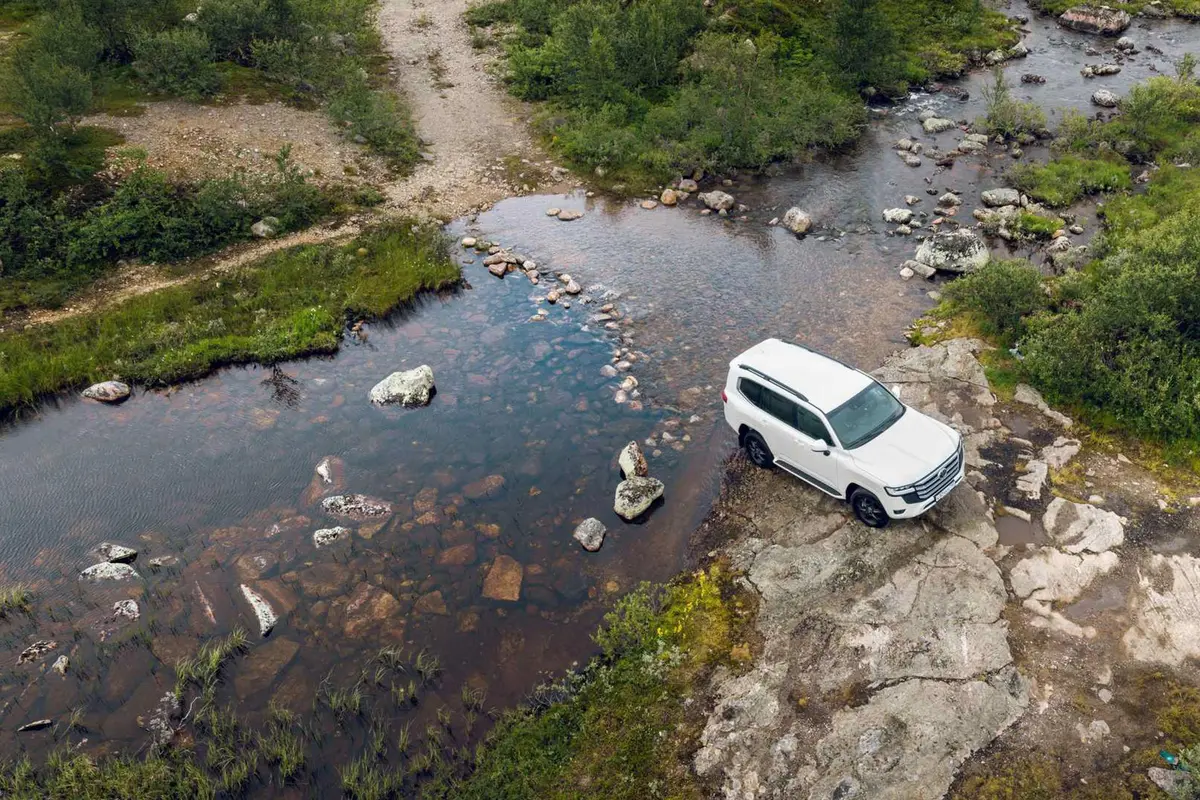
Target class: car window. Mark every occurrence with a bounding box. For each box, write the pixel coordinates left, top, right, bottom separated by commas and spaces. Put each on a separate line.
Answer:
760, 388, 797, 426
827, 381, 906, 449
738, 378, 762, 406
795, 405, 832, 444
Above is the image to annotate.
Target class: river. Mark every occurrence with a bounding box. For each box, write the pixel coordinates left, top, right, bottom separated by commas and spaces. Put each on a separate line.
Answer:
1, 0, 1198, 789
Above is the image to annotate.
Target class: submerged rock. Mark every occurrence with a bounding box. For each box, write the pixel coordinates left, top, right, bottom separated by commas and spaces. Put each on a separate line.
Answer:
17, 719, 53, 733
369, 365, 435, 406
321, 494, 392, 519
112, 599, 141, 621
618, 440, 649, 478
482, 555, 524, 602
313, 526, 351, 548
1058, 5, 1131, 35
573, 518, 607, 552
914, 229, 990, 273
80, 562, 139, 582
17, 641, 57, 665
51, 655, 69, 676
95, 542, 138, 564
614, 476, 665, 520
241, 584, 279, 637
82, 381, 131, 403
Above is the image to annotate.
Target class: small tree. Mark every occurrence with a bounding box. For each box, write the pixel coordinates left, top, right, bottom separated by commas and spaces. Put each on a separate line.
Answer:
132, 27, 221, 98
832, 0, 899, 91
5, 53, 94, 136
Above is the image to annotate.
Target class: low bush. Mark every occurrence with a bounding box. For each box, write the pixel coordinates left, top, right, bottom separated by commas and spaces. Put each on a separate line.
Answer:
131, 27, 221, 99
943, 259, 1047, 345
979, 69, 1046, 139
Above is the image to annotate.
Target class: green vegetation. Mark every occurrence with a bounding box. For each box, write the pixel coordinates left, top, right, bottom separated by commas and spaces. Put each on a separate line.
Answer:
979, 68, 1046, 140
0, 221, 459, 415
466, 0, 1015, 183
424, 566, 750, 799
0, 585, 32, 617
1009, 155, 1131, 206
1010, 210, 1064, 241
942, 260, 1046, 346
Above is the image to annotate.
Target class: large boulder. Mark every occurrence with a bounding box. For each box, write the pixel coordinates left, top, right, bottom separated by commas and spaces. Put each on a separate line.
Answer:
1058, 5, 1131, 35
981, 188, 1021, 208
573, 518, 607, 552
614, 476, 665, 520
922, 117, 956, 134
1091, 89, 1119, 108
782, 207, 812, 235
369, 365, 435, 406
699, 190, 735, 211
82, 381, 131, 403
882, 208, 914, 225
914, 229, 990, 274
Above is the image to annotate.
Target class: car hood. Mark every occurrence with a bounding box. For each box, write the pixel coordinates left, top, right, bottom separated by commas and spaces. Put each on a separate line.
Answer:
847, 408, 960, 488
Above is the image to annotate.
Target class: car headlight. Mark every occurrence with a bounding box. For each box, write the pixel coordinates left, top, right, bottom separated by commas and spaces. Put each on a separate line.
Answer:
884, 484, 914, 497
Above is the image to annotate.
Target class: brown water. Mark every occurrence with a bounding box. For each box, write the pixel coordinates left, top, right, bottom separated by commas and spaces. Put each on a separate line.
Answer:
3, 1, 1200, 788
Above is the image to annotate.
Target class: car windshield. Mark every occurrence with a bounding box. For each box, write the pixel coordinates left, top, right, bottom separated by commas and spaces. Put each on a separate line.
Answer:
827, 381, 905, 449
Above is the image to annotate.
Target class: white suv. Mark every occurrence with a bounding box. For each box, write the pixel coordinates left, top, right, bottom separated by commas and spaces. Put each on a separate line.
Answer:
722, 339, 964, 528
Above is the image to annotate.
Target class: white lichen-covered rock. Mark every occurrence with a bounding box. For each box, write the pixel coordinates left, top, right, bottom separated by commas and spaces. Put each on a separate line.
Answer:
51, 655, 69, 676
313, 526, 351, 548
914, 229, 990, 273
922, 117, 956, 134
1015, 459, 1049, 500
781, 207, 812, 234
614, 476, 665, 520
1125, 554, 1200, 665
981, 188, 1021, 207
369, 365, 435, 406
82, 381, 131, 403
1040, 436, 1081, 470
112, 599, 141, 621
80, 562, 139, 582
321, 494, 392, 519
573, 518, 607, 552
618, 440, 649, 478
699, 190, 736, 211
1043, 497, 1124, 554
1091, 89, 1119, 108
1010, 547, 1119, 603
95, 542, 138, 564
146, 691, 181, 749
1058, 5, 1131, 35
240, 584, 279, 636
882, 208, 914, 224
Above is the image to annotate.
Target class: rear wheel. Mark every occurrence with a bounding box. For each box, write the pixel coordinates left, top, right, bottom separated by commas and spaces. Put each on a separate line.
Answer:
742, 430, 773, 469
850, 488, 889, 529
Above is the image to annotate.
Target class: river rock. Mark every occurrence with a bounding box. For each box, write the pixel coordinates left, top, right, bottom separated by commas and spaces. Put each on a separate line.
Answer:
17, 641, 56, 665
1058, 5, 1131, 35
699, 190, 735, 211
1115, 36, 1136, 51
882, 208, 913, 225
557, 209, 583, 221
573, 518, 607, 552
901, 153, 922, 167
614, 476, 665, 520
565, 279, 582, 294
482, 555, 523, 601
981, 188, 1021, 207
240, 584, 279, 636
1010, 547, 1119, 603
1043, 497, 1124, 554
313, 526, 350, 548
914, 229, 990, 273
95, 542, 138, 563
369, 365, 435, 406
234, 636, 299, 698
437, 543, 477, 567
340, 583, 403, 638
660, 188, 679, 206
782, 207, 812, 234
922, 117, 956, 134
321, 494, 392, 519
51, 655, 69, 675
618, 440, 649, 478
1091, 89, 1119, 107
937, 192, 963, 208
80, 562, 138, 582
1088, 63, 1121, 76
112, 599, 140, 621
463, 474, 505, 500
461, 237, 477, 248
1021, 73, 1047, 84
82, 380, 131, 403
17, 719, 53, 733
678, 178, 699, 192
487, 261, 507, 278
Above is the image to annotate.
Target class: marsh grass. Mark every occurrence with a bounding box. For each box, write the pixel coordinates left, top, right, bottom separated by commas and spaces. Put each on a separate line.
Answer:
0, 222, 459, 417
0, 586, 33, 618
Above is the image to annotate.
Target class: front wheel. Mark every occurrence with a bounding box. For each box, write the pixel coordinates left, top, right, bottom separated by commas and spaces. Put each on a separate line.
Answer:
743, 430, 773, 469
850, 488, 890, 529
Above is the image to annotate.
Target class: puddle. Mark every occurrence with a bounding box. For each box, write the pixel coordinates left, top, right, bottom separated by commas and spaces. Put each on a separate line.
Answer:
997, 513, 1043, 546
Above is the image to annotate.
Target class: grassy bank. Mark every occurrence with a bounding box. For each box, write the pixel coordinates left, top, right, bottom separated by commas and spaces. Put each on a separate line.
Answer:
465, 0, 1017, 185
0, 221, 458, 416
926, 70, 1200, 446
0, 568, 752, 798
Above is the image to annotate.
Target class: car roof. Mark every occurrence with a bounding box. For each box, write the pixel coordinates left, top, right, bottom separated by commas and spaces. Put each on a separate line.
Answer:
731, 339, 873, 412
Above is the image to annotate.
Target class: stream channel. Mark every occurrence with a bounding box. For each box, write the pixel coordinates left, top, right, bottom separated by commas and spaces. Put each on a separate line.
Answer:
1, 0, 1198, 788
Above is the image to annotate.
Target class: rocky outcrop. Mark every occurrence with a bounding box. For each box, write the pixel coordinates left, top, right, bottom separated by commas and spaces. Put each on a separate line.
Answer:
913, 229, 990, 274
782, 207, 812, 235
1043, 497, 1124, 554
369, 365, 435, 406
614, 476, 664, 520
82, 381, 131, 403
1010, 547, 1119, 603
1091, 89, 1119, 108
573, 518, 607, 552
1058, 5, 1131, 35
1124, 554, 1200, 665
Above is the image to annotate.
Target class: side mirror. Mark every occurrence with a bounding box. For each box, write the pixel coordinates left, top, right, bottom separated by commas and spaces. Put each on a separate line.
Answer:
811, 441, 831, 454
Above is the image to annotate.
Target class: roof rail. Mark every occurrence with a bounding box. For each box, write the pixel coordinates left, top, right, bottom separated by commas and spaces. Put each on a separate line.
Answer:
738, 364, 809, 403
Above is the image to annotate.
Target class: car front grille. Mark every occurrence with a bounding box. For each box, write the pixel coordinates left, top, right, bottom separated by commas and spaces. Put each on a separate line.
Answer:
900, 443, 964, 504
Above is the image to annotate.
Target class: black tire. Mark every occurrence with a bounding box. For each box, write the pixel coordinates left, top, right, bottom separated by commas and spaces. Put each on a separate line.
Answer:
850, 488, 890, 529
742, 430, 773, 469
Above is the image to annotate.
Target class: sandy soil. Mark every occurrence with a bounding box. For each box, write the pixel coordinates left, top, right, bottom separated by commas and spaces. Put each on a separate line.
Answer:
10, 0, 577, 330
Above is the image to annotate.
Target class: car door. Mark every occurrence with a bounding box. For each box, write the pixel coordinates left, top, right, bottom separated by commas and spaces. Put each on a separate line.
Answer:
787, 400, 840, 493
750, 384, 840, 496
739, 379, 793, 461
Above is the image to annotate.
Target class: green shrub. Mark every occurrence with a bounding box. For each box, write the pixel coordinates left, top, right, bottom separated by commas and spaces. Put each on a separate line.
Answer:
1009, 156, 1130, 207
195, 0, 291, 63
1010, 211, 1063, 241
132, 27, 220, 98
980, 69, 1046, 139
943, 259, 1046, 344
4, 8, 101, 136
327, 76, 421, 167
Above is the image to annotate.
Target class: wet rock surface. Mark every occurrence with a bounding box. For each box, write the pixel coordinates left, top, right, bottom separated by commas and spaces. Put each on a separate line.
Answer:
614, 476, 665, 520
572, 517, 607, 552
369, 365, 436, 406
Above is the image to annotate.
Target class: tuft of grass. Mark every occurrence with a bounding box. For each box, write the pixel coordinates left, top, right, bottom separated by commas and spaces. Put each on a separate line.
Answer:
0, 585, 33, 617
1009, 156, 1131, 207
414, 649, 441, 684
174, 628, 249, 695
0, 222, 459, 417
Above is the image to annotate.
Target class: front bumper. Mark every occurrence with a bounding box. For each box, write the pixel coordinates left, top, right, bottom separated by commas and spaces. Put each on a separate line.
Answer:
886, 462, 966, 519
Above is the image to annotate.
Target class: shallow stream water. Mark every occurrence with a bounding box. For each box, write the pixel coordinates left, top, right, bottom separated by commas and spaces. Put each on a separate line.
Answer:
2, 0, 1200, 788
